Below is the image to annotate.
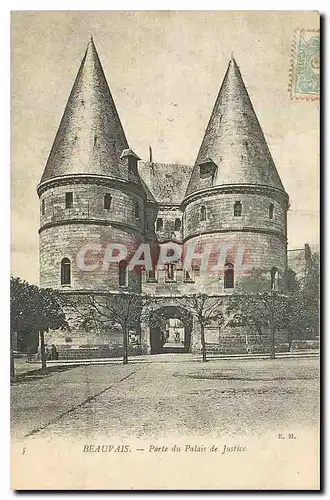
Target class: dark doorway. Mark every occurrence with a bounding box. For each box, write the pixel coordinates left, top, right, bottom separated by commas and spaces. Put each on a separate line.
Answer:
150, 306, 193, 354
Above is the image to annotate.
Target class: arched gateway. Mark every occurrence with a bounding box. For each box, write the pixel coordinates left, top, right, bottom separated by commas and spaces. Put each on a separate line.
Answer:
149, 305, 193, 354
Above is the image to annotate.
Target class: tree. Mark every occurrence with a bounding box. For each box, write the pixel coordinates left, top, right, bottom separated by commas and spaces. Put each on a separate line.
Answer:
10, 276, 67, 375
11, 277, 32, 377
63, 292, 144, 365
34, 287, 67, 373
227, 291, 287, 359
181, 294, 225, 362
285, 252, 320, 349
301, 252, 320, 337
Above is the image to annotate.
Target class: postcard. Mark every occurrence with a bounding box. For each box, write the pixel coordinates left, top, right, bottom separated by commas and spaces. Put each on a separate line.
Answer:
11, 10, 320, 490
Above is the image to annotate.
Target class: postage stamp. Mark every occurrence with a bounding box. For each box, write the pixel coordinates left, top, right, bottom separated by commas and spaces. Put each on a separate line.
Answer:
289, 29, 320, 100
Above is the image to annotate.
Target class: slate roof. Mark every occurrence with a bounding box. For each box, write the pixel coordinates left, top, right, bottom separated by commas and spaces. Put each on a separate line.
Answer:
40, 42, 286, 208
138, 161, 193, 205
185, 57, 286, 197
40, 38, 129, 184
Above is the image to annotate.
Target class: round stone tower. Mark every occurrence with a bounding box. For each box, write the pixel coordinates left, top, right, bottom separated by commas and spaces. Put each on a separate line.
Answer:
37, 39, 145, 295
182, 57, 289, 294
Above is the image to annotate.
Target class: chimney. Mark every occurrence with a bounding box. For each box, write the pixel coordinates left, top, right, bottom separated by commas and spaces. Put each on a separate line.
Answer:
149, 146, 153, 163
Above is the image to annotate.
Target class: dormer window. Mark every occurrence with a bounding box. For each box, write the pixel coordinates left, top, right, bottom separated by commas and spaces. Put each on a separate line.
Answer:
120, 148, 141, 174
199, 158, 217, 184
104, 193, 112, 210
200, 164, 213, 177
234, 201, 242, 217
128, 156, 138, 171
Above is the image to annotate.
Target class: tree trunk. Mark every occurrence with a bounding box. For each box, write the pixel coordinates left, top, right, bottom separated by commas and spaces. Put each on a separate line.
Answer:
10, 332, 15, 379
287, 328, 293, 352
40, 330, 47, 374
270, 327, 276, 360
123, 326, 128, 365
200, 323, 207, 362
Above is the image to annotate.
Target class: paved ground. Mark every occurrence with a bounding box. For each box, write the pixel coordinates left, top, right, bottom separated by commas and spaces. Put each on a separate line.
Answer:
11, 354, 319, 442
13, 358, 42, 375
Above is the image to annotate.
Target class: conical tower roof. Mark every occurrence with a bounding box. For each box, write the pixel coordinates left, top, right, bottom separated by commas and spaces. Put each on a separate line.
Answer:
185, 57, 285, 197
40, 38, 129, 184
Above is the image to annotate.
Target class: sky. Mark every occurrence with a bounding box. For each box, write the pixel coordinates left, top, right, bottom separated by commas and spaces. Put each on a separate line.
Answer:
11, 10, 319, 285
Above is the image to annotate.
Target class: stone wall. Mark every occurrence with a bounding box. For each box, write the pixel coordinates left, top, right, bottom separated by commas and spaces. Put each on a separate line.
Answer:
40, 223, 143, 291
39, 179, 144, 292
183, 190, 286, 241
155, 206, 183, 242
39, 181, 145, 234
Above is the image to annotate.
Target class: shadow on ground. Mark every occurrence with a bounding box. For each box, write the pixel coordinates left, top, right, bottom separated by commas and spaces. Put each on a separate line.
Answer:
11, 365, 79, 385
174, 372, 315, 381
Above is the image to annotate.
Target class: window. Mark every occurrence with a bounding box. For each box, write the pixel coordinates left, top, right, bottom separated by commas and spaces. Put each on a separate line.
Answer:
41, 199, 45, 215
175, 218, 181, 231
165, 263, 176, 282
192, 264, 200, 277
156, 218, 163, 231
134, 201, 140, 219
184, 269, 194, 282
269, 203, 274, 220
61, 258, 71, 285
224, 263, 234, 289
200, 205, 206, 222
199, 160, 217, 180
104, 193, 112, 210
119, 260, 128, 287
128, 156, 138, 172
65, 192, 73, 209
270, 267, 279, 290
200, 164, 212, 177
234, 201, 242, 217
146, 268, 157, 282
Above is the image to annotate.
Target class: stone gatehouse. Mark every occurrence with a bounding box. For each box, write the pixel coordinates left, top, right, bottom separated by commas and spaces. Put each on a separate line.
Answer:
37, 38, 289, 357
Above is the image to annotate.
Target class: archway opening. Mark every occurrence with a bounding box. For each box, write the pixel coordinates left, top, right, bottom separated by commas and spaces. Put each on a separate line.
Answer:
149, 306, 193, 354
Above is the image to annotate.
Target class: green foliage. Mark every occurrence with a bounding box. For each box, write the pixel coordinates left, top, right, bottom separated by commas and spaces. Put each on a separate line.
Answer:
286, 252, 320, 339
226, 251, 320, 355
10, 276, 67, 337
302, 252, 320, 335
227, 290, 287, 359
227, 291, 287, 329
